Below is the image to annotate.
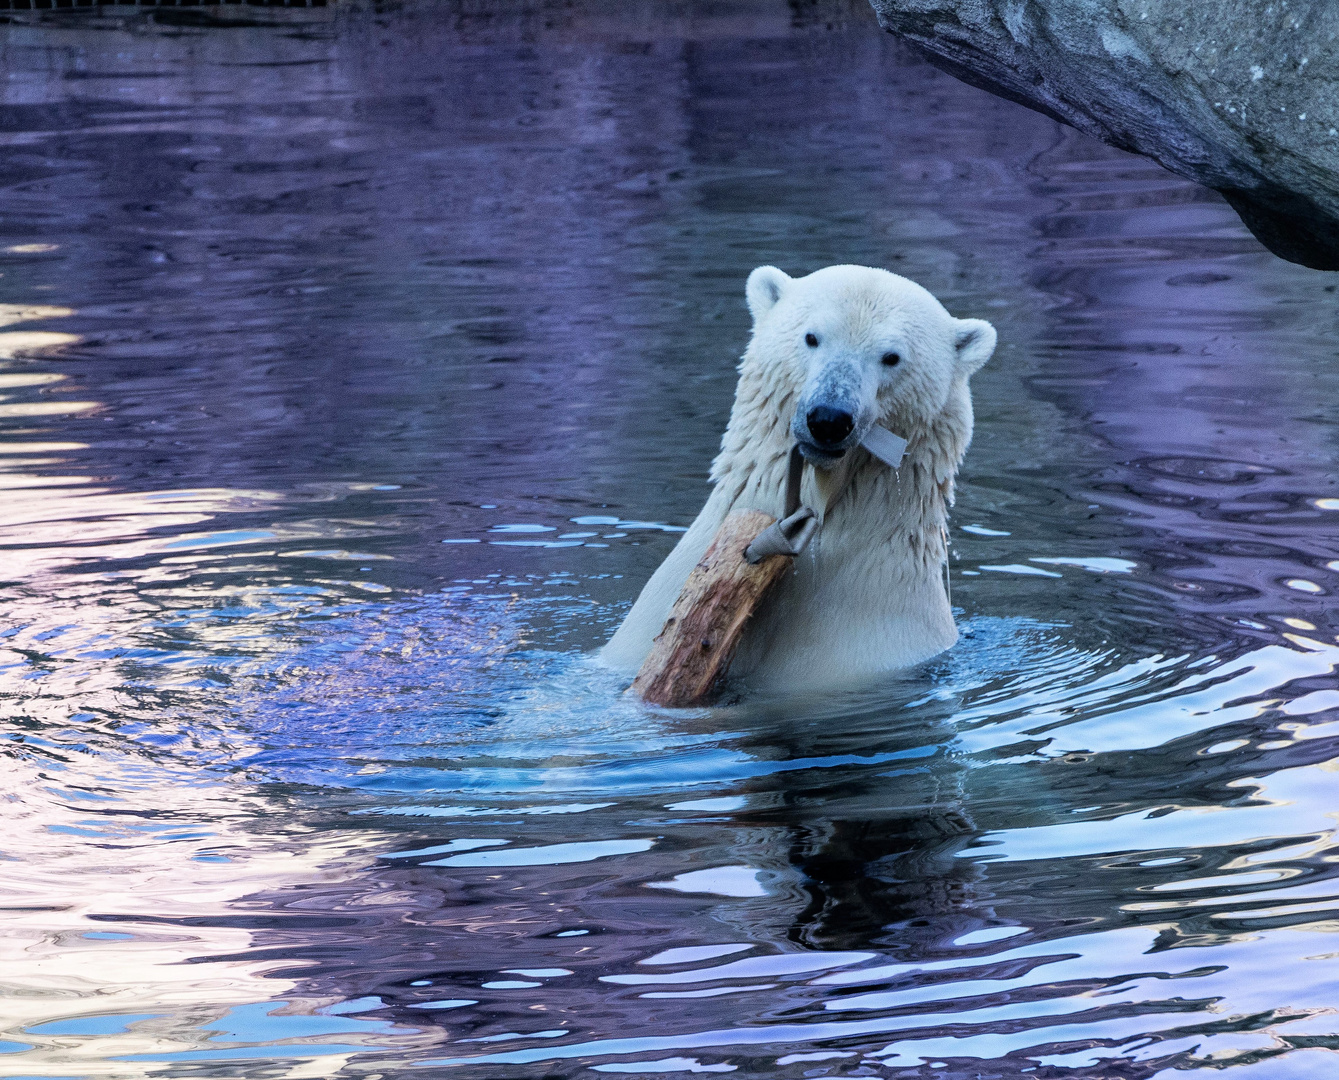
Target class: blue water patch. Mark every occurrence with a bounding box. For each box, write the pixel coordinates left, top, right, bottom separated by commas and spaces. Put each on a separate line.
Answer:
110, 1001, 408, 1063
162, 529, 276, 550
27, 1014, 163, 1037
197, 1001, 399, 1043
114, 1044, 375, 1063
320, 997, 385, 1015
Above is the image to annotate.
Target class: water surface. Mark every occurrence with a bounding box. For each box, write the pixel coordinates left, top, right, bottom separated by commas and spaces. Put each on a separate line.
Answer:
3, 3, 1339, 1077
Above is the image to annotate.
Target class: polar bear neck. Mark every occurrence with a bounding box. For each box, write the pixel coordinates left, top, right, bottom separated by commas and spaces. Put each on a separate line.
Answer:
709, 357, 973, 575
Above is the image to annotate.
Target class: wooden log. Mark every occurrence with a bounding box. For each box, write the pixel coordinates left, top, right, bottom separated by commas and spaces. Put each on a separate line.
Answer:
632, 508, 793, 707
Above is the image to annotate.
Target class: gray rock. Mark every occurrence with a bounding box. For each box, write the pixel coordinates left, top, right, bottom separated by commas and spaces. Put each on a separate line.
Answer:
868, 0, 1339, 269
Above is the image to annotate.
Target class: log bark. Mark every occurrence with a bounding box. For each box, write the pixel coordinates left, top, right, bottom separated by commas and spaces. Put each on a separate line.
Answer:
632, 508, 793, 707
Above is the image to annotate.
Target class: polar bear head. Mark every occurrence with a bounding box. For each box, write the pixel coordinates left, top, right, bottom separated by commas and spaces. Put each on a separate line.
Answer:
744, 264, 996, 467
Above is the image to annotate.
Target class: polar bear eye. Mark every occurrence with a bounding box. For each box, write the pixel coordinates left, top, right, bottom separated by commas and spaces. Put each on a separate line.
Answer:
881, 352, 901, 366
804, 333, 819, 348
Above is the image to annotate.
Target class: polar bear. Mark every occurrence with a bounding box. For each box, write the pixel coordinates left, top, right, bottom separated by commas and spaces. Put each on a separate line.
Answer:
601, 263, 996, 692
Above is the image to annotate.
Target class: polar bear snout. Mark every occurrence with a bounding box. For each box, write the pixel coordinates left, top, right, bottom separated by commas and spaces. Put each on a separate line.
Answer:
804, 406, 854, 450
789, 339, 876, 466
793, 397, 865, 466
793, 401, 864, 466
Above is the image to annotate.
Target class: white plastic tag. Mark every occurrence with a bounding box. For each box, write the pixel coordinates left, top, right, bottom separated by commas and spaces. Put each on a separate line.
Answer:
860, 425, 908, 469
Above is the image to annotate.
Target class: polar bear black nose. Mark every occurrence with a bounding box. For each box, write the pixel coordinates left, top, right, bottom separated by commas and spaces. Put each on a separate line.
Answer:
806, 406, 854, 448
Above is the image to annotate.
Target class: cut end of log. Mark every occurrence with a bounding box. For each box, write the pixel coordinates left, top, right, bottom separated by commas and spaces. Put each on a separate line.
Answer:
631, 508, 793, 708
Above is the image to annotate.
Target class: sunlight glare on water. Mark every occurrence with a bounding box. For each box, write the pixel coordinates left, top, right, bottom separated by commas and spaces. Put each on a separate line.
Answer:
2, 2, 1339, 1078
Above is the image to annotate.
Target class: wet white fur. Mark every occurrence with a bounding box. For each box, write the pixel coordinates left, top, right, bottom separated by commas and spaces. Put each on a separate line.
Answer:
601, 264, 995, 692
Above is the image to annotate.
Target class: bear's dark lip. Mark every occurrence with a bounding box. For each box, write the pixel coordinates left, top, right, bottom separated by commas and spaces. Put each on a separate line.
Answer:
796, 440, 848, 468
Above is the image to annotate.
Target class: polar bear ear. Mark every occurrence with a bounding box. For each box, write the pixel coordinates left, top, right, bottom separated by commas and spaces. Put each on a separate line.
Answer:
745, 266, 792, 322
953, 318, 996, 375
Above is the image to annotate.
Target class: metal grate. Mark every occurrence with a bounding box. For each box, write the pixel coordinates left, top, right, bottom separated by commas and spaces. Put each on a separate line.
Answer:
0, 0, 329, 9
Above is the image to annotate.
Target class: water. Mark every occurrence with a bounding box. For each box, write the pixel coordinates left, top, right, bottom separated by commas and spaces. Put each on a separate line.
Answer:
2, 2, 1339, 1077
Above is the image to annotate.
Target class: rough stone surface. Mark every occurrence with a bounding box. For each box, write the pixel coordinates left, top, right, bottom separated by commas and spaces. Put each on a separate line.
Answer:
869, 0, 1339, 269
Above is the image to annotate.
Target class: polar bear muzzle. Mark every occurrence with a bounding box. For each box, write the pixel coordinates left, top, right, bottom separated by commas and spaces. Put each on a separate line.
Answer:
802, 405, 854, 456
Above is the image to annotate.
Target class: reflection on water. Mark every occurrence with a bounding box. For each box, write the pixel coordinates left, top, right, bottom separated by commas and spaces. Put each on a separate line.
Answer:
2, 1, 1339, 1076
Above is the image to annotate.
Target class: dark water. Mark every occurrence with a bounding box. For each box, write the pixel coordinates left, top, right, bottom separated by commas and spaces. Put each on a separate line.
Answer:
3, 3, 1339, 1077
